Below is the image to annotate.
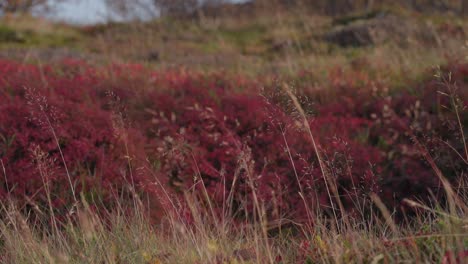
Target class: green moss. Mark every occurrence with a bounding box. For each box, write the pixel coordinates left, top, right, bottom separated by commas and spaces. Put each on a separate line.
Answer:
0, 30, 80, 48
198, 40, 221, 53
25, 31, 79, 47
217, 24, 267, 49
0, 25, 24, 43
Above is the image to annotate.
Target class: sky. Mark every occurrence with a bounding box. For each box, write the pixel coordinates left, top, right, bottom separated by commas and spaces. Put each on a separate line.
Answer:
46, 0, 250, 25
46, 0, 109, 24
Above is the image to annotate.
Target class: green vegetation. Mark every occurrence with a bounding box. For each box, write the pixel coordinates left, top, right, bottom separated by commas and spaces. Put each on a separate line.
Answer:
0, 16, 81, 48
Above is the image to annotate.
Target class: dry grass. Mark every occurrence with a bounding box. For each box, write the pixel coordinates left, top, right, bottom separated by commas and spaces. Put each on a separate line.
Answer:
1, 8, 466, 83
1, 82, 466, 264
1, 173, 466, 263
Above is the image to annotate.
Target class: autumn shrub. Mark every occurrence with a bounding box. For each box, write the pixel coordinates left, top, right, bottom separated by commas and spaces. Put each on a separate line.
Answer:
0, 60, 149, 215
302, 65, 467, 212
0, 59, 465, 223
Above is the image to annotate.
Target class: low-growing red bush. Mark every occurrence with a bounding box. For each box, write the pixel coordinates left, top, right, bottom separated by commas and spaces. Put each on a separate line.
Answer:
0, 59, 465, 222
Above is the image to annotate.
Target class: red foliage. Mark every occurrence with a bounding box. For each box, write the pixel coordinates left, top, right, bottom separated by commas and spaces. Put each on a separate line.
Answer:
0, 59, 466, 222
442, 250, 468, 264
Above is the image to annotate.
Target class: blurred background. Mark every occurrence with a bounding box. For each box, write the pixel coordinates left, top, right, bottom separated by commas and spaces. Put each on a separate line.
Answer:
0, 0, 467, 81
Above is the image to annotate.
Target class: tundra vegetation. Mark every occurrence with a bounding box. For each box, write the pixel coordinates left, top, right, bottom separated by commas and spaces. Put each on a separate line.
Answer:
0, 1, 467, 263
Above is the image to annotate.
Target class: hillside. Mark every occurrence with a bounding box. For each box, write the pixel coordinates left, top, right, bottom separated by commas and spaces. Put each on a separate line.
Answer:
0, 5, 466, 79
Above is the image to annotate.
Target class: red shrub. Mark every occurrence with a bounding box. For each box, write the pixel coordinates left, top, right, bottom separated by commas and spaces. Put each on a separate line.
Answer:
0, 59, 465, 223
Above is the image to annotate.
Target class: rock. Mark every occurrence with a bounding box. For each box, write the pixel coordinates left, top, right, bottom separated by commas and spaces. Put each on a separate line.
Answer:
325, 13, 393, 47
324, 13, 437, 47
146, 50, 160, 62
